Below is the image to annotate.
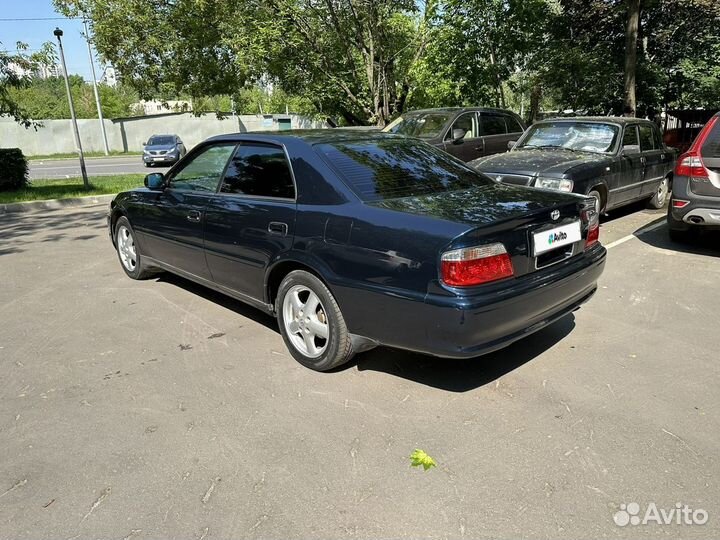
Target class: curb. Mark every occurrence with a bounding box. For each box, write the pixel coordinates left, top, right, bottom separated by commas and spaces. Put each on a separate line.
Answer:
0, 194, 115, 215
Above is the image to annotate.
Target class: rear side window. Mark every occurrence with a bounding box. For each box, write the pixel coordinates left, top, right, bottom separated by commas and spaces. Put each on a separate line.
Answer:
480, 114, 507, 136
220, 143, 295, 199
316, 138, 493, 202
638, 124, 655, 151
701, 116, 720, 158
505, 115, 524, 133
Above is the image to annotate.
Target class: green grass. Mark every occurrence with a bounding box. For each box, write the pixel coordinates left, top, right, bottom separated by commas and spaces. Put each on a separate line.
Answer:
0, 174, 145, 204
27, 151, 142, 161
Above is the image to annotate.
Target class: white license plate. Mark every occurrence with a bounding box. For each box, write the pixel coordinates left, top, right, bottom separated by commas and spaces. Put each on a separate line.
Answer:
534, 221, 581, 255
153, 157, 164, 161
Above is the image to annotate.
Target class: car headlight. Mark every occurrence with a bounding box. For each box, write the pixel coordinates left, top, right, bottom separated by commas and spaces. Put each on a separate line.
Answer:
534, 177, 574, 192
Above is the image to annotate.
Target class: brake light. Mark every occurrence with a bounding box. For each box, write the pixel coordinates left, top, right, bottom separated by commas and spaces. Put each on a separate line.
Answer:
582, 206, 600, 249
441, 243, 514, 287
674, 115, 718, 179
672, 199, 689, 208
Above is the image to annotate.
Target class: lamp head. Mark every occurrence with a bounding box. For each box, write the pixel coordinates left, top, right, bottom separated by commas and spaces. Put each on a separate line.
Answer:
53, 27, 63, 38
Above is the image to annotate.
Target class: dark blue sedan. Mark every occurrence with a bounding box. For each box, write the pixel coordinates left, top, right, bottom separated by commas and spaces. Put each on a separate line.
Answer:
108, 131, 606, 371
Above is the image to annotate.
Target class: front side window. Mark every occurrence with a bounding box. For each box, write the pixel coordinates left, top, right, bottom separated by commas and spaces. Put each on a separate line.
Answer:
518, 122, 620, 153
480, 114, 507, 136
169, 144, 236, 192
220, 143, 295, 199
382, 113, 451, 139
317, 138, 493, 202
505, 115, 524, 134
445, 113, 479, 141
638, 125, 655, 151
623, 125, 639, 148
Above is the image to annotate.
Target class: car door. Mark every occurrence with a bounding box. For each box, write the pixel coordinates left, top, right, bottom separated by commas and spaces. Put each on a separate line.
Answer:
614, 124, 644, 205
639, 123, 667, 197
203, 142, 297, 300
442, 112, 481, 161
478, 112, 511, 156
133, 143, 237, 279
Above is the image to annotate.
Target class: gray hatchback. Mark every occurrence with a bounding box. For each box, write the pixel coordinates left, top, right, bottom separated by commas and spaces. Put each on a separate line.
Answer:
667, 113, 720, 241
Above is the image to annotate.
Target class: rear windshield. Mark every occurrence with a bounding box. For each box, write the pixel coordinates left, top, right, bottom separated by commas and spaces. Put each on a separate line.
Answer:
382, 113, 451, 139
701, 116, 720, 158
316, 138, 494, 201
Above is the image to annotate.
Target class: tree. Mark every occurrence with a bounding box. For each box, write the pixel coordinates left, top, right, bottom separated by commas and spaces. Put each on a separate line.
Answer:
623, 0, 641, 116
0, 42, 55, 127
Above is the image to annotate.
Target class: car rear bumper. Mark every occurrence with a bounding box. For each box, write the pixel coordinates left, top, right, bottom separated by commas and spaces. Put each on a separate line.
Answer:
335, 245, 606, 359
668, 175, 720, 230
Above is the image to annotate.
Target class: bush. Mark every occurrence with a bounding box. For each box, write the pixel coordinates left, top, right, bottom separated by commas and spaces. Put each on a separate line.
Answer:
0, 148, 29, 192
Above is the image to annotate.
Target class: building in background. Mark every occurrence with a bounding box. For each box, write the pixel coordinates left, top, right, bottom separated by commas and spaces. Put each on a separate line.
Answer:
131, 99, 192, 116
100, 66, 117, 87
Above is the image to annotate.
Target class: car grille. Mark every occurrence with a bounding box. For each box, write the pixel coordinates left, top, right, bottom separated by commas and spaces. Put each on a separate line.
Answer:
492, 173, 534, 187
149, 150, 168, 156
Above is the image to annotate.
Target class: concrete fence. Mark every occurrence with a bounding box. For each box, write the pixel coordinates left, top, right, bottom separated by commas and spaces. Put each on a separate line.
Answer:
0, 112, 328, 156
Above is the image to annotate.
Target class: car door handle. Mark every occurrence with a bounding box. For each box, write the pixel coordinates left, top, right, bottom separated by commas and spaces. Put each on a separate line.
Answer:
186, 210, 202, 223
268, 222, 288, 236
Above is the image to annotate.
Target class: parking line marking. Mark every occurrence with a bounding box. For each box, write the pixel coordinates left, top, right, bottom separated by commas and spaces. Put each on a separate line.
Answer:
605, 220, 666, 249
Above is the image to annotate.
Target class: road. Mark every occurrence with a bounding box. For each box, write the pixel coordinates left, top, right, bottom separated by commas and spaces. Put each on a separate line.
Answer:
1, 201, 718, 539
28, 156, 170, 180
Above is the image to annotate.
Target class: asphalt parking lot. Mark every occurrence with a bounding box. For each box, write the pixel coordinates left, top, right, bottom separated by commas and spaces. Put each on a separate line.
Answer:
1, 201, 718, 539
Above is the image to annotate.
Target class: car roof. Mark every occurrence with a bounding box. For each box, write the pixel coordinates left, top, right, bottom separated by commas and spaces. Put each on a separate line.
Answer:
205, 129, 409, 146
538, 116, 656, 126
402, 107, 517, 115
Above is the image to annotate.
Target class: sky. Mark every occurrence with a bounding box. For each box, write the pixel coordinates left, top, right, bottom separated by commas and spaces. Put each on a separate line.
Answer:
0, 0, 102, 81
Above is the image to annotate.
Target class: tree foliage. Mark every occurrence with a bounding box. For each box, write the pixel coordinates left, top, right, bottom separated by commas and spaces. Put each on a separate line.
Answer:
0, 42, 55, 127
53, 0, 720, 124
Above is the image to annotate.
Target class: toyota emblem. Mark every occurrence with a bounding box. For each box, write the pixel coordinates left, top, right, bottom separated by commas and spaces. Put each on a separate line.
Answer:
550, 210, 560, 221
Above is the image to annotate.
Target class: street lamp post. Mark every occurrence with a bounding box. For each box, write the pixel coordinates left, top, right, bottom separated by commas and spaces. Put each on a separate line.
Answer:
83, 20, 109, 155
54, 27, 89, 189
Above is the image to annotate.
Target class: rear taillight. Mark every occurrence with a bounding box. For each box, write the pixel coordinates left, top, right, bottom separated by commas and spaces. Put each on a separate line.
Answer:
582, 206, 600, 249
675, 115, 719, 179
672, 199, 690, 208
441, 243, 514, 287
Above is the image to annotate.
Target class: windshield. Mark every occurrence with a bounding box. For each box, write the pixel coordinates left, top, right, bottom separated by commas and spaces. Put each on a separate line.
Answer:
316, 137, 493, 201
518, 122, 620, 153
147, 136, 175, 146
382, 113, 451, 139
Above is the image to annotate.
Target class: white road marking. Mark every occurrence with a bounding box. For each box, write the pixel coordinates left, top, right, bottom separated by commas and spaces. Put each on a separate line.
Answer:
604, 220, 666, 249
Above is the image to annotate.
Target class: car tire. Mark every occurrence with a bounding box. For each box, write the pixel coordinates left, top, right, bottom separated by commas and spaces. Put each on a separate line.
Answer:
587, 189, 603, 214
276, 270, 354, 371
648, 176, 669, 209
114, 216, 155, 280
143, 162, 150, 168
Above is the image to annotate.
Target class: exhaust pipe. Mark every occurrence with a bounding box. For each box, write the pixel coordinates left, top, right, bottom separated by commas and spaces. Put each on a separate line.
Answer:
688, 216, 704, 224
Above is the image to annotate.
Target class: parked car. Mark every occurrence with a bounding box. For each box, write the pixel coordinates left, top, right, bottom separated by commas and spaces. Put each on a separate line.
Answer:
667, 112, 720, 241
142, 134, 187, 167
108, 132, 606, 371
469, 117, 677, 214
382, 107, 526, 162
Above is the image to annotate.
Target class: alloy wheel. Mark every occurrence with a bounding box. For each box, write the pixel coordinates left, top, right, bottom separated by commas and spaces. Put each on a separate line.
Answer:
117, 225, 137, 272
282, 285, 329, 358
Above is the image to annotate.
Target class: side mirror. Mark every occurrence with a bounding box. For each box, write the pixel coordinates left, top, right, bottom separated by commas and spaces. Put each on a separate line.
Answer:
142, 141, 147, 146
507, 140, 517, 151
622, 144, 640, 155
451, 128, 467, 143
144, 172, 165, 190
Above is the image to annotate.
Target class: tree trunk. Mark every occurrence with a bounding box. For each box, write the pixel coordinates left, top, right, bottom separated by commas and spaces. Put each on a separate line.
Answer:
528, 81, 542, 124
623, 0, 641, 117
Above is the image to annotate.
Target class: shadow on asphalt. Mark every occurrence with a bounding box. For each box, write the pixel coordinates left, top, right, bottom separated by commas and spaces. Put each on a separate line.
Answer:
353, 314, 576, 392
637, 224, 720, 258
600, 198, 662, 225
0, 206, 106, 254
158, 271, 577, 391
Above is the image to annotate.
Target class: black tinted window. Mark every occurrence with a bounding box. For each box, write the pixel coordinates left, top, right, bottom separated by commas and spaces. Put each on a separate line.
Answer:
639, 125, 655, 151
623, 125, 639, 147
701, 117, 720, 158
317, 138, 493, 202
505, 115, 524, 133
481, 114, 507, 136
220, 143, 295, 199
